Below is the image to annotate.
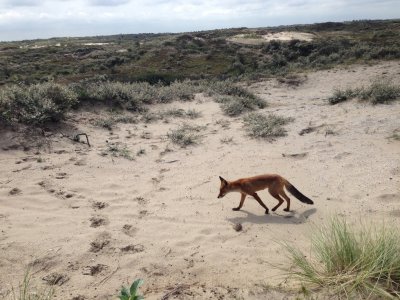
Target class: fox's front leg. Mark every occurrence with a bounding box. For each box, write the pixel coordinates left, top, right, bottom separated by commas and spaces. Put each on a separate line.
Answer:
233, 193, 246, 211
251, 192, 269, 214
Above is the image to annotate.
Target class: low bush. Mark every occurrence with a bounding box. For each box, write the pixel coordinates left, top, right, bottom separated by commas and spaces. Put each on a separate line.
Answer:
217, 95, 266, 116
243, 112, 292, 139
167, 123, 204, 147
0, 82, 78, 125
329, 79, 400, 105
359, 80, 400, 104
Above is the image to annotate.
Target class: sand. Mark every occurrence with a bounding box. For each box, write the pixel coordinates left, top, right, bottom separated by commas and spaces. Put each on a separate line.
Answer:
0, 61, 399, 299
228, 31, 315, 45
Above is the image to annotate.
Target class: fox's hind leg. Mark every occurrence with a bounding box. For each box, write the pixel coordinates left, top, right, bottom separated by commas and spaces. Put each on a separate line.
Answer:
269, 190, 285, 212
280, 190, 291, 212
233, 193, 246, 211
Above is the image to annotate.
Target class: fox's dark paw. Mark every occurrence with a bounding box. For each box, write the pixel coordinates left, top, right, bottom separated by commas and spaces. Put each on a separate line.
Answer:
232, 208, 240, 211
265, 209, 269, 214
272, 208, 277, 212
283, 208, 290, 212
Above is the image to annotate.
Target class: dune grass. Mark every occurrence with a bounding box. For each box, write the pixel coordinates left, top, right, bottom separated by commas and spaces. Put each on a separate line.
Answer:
285, 217, 400, 299
7, 270, 54, 300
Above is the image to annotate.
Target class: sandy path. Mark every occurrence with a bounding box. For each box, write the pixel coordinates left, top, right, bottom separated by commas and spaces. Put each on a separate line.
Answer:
0, 61, 399, 299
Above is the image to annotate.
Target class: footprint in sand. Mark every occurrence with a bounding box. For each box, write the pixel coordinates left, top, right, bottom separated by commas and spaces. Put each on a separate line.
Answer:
122, 224, 137, 237
89, 232, 111, 253
42, 272, 69, 286
89, 216, 108, 228
8, 188, 22, 196
92, 201, 109, 210
120, 244, 145, 254
55, 172, 68, 179
376, 193, 399, 202
38, 180, 75, 200
133, 196, 148, 205
82, 264, 108, 276
74, 159, 87, 166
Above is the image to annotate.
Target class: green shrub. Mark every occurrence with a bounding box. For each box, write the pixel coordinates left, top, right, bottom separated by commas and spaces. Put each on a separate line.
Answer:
285, 217, 400, 298
0, 82, 78, 125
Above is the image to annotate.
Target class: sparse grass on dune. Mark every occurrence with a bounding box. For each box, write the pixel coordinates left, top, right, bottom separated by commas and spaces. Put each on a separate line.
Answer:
101, 143, 134, 160
329, 79, 400, 105
284, 217, 400, 299
167, 123, 205, 147
243, 112, 293, 139
6, 270, 54, 300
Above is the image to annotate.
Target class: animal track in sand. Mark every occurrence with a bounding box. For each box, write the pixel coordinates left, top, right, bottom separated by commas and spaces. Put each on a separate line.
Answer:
92, 201, 109, 210
42, 272, 69, 286
139, 210, 149, 218
82, 264, 108, 276
89, 232, 111, 253
133, 196, 148, 205
12, 164, 32, 173
122, 224, 137, 237
38, 180, 75, 200
376, 193, 399, 202
55, 172, 68, 179
90, 216, 108, 228
120, 244, 145, 253
8, 187, 22, 195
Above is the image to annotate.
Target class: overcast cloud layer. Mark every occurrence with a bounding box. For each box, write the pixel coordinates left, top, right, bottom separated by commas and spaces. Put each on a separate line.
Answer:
0, 0, 399, 41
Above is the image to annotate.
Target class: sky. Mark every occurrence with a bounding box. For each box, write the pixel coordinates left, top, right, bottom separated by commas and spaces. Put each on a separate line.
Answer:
0, 0, 399, 41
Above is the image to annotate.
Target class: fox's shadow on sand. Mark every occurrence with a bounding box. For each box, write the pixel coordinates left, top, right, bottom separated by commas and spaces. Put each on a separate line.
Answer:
227, 208, 317, 225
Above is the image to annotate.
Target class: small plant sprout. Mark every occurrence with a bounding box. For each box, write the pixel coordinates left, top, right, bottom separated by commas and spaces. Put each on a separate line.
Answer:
118, 279, 144, 300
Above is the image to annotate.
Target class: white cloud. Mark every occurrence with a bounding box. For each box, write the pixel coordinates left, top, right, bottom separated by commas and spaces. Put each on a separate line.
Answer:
0, 0, 398, 41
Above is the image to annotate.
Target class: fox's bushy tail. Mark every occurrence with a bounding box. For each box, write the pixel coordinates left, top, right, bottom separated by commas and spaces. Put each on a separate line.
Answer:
284, 181, 314, 204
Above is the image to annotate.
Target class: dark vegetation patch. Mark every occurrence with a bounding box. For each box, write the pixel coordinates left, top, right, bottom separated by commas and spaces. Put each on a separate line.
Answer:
1, 20, 399, 86
0, 20, 399, 128
0, 79, 260, 126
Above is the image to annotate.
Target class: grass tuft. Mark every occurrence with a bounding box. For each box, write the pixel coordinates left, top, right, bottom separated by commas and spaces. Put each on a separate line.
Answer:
243, 112, 293, 139
7, 269, 54, 300
284, 217, 400, 298
101, 143, 134, 160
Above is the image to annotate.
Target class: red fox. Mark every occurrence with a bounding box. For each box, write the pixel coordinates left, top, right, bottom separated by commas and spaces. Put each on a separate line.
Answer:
218, 174, 313, 214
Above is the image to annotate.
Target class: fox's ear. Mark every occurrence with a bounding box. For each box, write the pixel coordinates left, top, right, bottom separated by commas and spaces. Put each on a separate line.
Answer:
219, 176, 227, 184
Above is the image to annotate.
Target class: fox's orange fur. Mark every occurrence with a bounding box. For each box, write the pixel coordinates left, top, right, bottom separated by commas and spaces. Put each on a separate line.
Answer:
218, 174, 313, 214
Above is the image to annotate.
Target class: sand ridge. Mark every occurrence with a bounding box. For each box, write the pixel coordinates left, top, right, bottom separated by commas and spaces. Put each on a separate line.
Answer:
0, 61, 400, 299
